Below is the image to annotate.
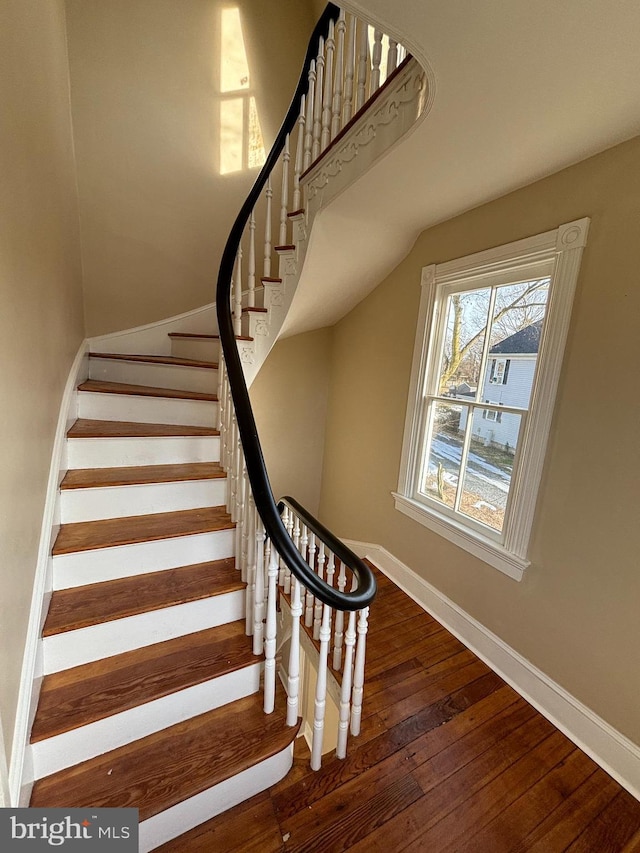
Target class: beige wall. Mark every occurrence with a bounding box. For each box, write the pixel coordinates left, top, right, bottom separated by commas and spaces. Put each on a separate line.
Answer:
251, 329, 333, 515
65, 0, 316, 336
0, 0, 85, 761
318, 135, 640, 744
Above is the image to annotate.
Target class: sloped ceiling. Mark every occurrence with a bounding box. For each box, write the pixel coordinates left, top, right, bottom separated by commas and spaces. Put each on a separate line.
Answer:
281, 0, 640, 336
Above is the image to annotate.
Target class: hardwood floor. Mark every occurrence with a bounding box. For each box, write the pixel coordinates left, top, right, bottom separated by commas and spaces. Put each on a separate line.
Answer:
158, 567, 640, 852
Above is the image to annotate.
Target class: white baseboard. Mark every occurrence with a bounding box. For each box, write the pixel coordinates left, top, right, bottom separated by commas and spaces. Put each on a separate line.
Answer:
343, 538, 640, 802
9, 341, 89, 806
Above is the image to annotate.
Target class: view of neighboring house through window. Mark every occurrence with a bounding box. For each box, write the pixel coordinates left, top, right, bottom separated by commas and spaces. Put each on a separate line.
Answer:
219, 6, 266, 174
421, 278, 549, 534
394, 220, 589, 579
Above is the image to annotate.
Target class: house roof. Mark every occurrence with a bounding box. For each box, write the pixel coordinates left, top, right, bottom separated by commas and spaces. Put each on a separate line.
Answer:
490, 320, 542, 355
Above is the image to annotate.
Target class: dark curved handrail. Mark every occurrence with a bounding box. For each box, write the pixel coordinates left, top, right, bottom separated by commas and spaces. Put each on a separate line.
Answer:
216, 3, 376, 612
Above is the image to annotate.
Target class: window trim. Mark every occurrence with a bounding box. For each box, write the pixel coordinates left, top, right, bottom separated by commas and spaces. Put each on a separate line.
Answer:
393, 218, 589, 581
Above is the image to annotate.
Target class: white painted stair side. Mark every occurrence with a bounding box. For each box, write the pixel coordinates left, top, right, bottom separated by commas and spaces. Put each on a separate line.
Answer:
60, 478, 227, 523
170, 337, 220, 362
67, 435, 220, 469
89, 358, 218, 395
139, 747, 294, 853
78, 391, 218, 428
32, 663, 261, 779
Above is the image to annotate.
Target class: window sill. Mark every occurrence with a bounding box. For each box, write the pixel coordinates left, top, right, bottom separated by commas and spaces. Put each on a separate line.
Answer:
392, 492, 528, 581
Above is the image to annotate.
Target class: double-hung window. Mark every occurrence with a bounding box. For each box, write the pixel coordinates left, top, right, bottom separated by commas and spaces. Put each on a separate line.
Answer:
394, 219, 589, 580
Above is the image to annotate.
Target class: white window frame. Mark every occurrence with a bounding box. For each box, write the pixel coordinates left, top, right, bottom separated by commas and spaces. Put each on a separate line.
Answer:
393, 218, 589, 581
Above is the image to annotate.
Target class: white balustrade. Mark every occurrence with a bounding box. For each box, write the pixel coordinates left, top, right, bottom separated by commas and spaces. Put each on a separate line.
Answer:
212, 6, 404, 771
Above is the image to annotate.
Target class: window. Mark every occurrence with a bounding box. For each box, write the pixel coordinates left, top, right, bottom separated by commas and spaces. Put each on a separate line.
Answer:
394, 219, 589, 580
218, 6, 266, 174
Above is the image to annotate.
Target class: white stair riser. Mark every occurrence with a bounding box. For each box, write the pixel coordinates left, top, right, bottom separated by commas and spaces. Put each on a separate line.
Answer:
53, 528, 235, 589
170, 338, 219, 362
32, 663, 261, 779
89, 359, 218, 394
67, 436, 220, 469
60, 479, 227, 523
78, 392, 217, 427
43, 590, 245, 673
139, 746, 293, 852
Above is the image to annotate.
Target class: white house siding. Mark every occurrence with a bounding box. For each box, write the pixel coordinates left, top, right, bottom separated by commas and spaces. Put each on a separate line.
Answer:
458, 355, 536, 451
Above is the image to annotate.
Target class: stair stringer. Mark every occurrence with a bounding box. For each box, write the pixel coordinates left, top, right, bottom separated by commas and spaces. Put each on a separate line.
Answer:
240, 56, 429, 386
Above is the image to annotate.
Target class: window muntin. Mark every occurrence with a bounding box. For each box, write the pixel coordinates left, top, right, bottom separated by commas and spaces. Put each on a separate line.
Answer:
394, 220, 589, 579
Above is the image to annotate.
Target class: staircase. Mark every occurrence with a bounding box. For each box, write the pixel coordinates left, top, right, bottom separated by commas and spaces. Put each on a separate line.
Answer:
19, 5, 430, 848
27, 341, 300, 851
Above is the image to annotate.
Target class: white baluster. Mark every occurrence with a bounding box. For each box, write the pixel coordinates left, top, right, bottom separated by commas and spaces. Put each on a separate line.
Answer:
336, 610, 356, 759
263, 544, 279, 714
350, 607, 369, 736
397, 44, 407, 64
233, 245, 243, 337
286, 577, 302, 726
240, 467, 250, 577
293, 97, 305, 210
279, 134, 290, 247
248, 211, 256, 308
313, 541, 325, 641
332, 560, 347, 670
311, 602, 332, 770
312, 38, 324, 161
342, 14, 356, 126
370, 29, 383, 95
321, 22, 334, 151
253, 520, 265, 654
387, 38, 398, 75
245, 498, 255, 633
303, 62, 315, 171
302, 527, 314, 628
227, 418, 237, 516
217, 357, 225, 432
263, 178, 272, 278
284, 507, 294, 595
331, 12, 346, 139
355, 22, 368, 111
278, 506, 289, 588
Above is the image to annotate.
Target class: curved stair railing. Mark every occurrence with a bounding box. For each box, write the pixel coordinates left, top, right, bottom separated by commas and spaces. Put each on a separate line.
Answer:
216, 4, 412, 769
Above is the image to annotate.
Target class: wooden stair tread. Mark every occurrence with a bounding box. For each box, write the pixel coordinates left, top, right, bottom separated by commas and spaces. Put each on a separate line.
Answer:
30, 690, 297, 821
52, 506, 233, 555
242, 307, 267, 314
77, 380, 217, 402
168, 332, 253, 341
43, 558, 241, 636
68, 419, 219, 438
168, 333, 219, 340
90, 352, 217, 369
60, 462, 225, 490
32, 620, 254, 742
275, 244, 295, 252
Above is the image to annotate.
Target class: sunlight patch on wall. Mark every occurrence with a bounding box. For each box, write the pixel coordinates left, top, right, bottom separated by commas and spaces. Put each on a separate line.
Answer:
219, 6, 265, 175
